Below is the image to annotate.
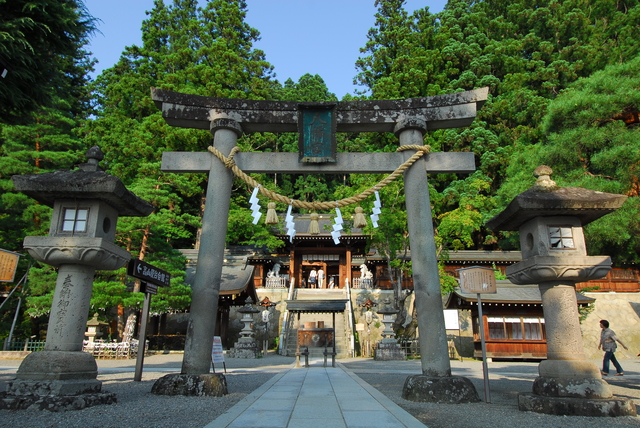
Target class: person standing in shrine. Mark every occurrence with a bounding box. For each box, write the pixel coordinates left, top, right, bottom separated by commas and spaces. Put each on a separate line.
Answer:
598, 319, 628, 376
309, 268, 317, 289
317, 268, 325, 289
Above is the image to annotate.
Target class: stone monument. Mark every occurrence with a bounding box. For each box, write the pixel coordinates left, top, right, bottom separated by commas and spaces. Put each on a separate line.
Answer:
374, 298, 405, 361
486, 166, 635, 417
227, 297, 260, 358
2, 147, 153, 411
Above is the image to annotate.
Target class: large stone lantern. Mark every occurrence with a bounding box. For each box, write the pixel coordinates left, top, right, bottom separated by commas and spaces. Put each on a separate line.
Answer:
5, 147, 153, 410
486, 166, 635, 416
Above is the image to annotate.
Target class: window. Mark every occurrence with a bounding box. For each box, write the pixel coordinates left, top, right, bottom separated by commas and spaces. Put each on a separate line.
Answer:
62, 208, 89, 232
486, 316, 546, 341
549, 226, 575, 249
523, 318, 545, 340
505, 317, 522, 339
488, 317, 506, 339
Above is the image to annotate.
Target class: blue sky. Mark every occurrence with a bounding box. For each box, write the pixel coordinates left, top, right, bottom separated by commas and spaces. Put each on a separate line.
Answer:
84, 0, 446, 98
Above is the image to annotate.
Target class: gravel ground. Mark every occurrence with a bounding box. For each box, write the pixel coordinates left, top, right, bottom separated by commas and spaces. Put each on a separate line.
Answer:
1, 353, 639, 428
0, 353, 295, 428
343, 358, 640, 428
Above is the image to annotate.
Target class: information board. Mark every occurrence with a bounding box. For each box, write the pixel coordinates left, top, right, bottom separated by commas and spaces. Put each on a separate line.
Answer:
457, 266, 497, 294
0, 249, 21, 282
211, 336, 225, 364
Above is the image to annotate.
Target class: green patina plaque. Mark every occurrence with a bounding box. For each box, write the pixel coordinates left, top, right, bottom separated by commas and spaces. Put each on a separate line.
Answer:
298, 103, 337, 163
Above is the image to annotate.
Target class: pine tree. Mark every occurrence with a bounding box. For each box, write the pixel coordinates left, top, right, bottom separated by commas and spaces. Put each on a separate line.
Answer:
0, 0, 96, 124
499, 55, 640, 263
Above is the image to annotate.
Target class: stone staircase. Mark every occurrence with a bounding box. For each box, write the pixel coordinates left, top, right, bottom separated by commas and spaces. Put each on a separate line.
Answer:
283, 289, 352, 359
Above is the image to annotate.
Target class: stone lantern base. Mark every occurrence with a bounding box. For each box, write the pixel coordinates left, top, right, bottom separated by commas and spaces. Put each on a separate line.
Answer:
0, 351, 116, 411
518, 393, 636, 417
374, 340, 405, 361
227, 340, 260, 359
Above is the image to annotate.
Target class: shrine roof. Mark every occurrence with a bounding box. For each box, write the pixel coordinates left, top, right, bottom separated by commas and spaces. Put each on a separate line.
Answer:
445, 281, 595, 308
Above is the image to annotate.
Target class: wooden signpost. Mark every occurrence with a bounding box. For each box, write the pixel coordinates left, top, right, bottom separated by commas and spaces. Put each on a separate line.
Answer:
457, 266, 497, 403
127, 259, 171, 381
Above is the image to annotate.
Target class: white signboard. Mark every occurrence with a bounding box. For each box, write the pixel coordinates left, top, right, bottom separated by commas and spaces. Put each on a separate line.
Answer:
444, 309, 460, 330
211, 336, 225, 364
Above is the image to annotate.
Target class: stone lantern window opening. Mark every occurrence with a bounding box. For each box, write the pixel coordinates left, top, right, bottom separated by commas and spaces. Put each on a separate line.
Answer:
62, 207, 89, 233
548, 226, 575, 249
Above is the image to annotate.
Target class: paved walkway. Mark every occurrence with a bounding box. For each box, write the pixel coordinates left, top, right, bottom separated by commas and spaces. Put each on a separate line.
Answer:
206, 359, 424, 428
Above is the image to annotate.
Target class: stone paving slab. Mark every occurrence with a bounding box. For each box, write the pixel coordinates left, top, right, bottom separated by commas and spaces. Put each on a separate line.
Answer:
205, 360, 425, 428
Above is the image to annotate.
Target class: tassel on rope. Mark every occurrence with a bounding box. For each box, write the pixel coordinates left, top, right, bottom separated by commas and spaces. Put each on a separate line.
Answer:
353, 206, 367, 229
265, 202, 279, 225
308, 212, 320, 235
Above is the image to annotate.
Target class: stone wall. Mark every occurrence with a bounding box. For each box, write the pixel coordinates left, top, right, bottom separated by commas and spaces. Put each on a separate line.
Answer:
580, 292, 640, 360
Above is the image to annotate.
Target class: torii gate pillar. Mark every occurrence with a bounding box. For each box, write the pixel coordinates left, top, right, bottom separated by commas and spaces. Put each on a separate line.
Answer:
397, 119, 480, 403
181, 118, 241, 375
150, 88, 487, 401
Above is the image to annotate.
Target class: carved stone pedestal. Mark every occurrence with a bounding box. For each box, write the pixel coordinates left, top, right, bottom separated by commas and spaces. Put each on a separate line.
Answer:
374, 341, 405, 361
0, 351, 117, 412
227, 341, 260, 359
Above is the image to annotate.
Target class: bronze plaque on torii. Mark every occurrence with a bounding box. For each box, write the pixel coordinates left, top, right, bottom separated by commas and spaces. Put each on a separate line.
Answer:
298, 103, 337, 163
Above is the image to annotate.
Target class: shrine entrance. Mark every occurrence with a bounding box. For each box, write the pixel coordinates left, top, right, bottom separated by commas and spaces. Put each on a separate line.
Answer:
152, 86, 488, 402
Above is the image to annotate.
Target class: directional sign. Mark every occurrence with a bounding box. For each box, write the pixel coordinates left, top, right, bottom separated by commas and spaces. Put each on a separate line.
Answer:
127, 259, 171, 287
140, 282, 158, 295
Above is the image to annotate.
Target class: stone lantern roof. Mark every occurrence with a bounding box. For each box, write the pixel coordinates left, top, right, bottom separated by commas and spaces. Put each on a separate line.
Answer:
11, 146, 154, 217
486, 166, 627, 231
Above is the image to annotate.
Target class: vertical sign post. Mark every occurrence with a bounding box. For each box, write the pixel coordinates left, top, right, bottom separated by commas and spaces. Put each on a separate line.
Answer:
457, 266, 497, 403
127, 259, 170, 382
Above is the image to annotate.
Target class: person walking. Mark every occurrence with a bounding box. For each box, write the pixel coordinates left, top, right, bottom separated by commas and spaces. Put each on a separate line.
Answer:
308, 268, 317, 289
598, 319, 628, 376
317, 268, 325, 289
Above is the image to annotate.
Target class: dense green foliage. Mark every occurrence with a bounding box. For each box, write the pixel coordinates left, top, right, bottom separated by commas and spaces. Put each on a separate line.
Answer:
0, 0, 95, 124
356, 0, 640, 260
500, 56, 640, 262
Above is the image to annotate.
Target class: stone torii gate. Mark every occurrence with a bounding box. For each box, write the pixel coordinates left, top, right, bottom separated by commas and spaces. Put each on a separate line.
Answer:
152, 87, 487, 402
